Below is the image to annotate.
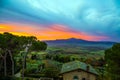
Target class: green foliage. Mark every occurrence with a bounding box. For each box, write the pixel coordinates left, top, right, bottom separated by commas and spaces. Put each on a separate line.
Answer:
0, 32, 47, 76
43, 67, 60, 77
30, 41, 47, 51
0, 77, 37, 80
105, 43, 120, 80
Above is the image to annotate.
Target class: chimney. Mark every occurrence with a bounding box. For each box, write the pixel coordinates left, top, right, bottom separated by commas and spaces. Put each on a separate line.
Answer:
86, 65, 90, 71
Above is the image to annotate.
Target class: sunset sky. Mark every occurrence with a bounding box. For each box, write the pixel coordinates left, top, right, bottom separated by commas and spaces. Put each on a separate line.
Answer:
0, 0, 120, 42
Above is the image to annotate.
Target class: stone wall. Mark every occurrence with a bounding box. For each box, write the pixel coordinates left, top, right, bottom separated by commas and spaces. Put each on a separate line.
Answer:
63, 70, 97, 80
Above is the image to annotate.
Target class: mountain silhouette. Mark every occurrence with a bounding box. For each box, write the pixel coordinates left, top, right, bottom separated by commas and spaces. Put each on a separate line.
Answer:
45, 38, 116, 49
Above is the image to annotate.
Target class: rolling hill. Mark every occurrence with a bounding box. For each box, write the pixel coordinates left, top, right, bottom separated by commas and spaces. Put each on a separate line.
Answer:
44, 38, 116, 56
45, 38, 115, 49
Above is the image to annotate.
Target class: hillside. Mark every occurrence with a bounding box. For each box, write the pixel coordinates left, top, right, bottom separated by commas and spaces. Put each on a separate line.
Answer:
45, 38, 115, 49
44, 38, 116, 56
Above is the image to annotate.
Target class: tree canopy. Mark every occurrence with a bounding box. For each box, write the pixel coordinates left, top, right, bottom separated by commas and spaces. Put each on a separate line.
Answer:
0, 32, 47, 77
105, 43, 120, 80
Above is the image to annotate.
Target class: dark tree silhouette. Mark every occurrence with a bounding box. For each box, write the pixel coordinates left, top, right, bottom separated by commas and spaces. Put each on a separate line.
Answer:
105, 43, 120, 80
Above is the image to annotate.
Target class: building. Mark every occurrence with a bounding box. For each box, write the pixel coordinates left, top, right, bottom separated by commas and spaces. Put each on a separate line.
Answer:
60, 61, 98, 80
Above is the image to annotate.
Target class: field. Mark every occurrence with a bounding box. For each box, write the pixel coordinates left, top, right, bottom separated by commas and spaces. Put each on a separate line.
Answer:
46, 45, 105, 58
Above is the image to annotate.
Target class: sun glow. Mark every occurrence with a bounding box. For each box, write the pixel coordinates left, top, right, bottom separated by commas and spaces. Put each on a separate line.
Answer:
0, 23, 108, 41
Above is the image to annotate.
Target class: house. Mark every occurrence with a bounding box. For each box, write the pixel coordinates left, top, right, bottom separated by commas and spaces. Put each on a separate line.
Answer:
39, 77, 53, 80
60, 61, 98, 80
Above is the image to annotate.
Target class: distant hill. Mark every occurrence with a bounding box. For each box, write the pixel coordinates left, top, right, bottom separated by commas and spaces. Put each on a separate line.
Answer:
45, 38, 116, 49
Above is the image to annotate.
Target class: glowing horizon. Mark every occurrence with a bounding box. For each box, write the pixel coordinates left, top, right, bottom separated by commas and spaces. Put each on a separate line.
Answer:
0, 24, 109, 41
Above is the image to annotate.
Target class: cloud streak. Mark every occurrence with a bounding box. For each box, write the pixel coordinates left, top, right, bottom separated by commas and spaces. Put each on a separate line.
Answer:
0, 23, 108, 41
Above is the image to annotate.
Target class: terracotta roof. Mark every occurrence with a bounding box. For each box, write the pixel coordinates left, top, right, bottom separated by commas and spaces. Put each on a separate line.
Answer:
61, 60, 98, 75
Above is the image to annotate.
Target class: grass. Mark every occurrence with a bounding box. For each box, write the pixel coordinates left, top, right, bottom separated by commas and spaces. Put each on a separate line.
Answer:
46, 46, 105, 59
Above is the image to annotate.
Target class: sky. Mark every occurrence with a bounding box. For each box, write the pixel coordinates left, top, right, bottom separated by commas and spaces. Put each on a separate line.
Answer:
0, 0, 120, 42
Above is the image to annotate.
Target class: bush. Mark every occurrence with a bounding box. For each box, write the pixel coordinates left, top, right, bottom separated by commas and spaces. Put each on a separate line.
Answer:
0, 77, 21, 80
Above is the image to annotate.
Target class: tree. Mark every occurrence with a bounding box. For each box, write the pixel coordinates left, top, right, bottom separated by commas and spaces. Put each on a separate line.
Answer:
0, 32, 26, 76
18, 36, 47, 80
105, 43, 120, 80
30, 41, 47, 51
0, 32, 18, 76
0, 32, 47, 79
44, 67, 60, 78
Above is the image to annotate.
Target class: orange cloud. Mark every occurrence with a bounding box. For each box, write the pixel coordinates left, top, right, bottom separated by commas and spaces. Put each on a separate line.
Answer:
0, 23, 108, 41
